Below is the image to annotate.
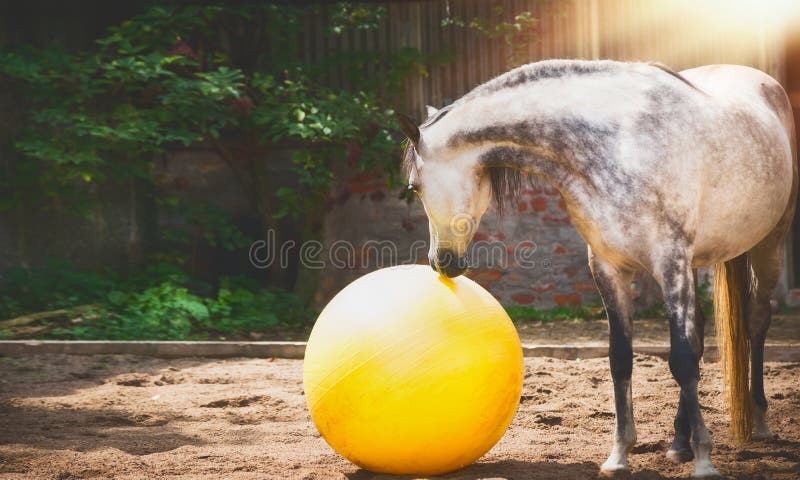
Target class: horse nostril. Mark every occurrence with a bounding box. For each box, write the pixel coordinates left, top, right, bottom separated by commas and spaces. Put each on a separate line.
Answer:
440, 251, 456, 267
431, 250, 468, 278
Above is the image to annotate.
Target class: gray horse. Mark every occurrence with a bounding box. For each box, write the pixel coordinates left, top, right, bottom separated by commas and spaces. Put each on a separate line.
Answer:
398, 59, 797, 477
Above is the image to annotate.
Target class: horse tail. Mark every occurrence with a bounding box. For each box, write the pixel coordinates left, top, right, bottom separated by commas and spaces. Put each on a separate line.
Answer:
713, 254, 752, 444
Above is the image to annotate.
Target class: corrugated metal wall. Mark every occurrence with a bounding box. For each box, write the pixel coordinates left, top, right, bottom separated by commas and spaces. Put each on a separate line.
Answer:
301, 0, 786, 119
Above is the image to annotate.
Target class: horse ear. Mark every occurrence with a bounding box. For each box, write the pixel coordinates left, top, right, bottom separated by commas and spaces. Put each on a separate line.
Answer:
425, 105, 439, 117
396, 112, 420, 146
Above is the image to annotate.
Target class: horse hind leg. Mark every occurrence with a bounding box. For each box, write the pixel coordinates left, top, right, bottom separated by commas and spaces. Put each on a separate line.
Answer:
746, 234, 786, 440
655, 250, 719, 478
668, 396, 694, 463
744, 169, 795, 440
667, 270, 709, 464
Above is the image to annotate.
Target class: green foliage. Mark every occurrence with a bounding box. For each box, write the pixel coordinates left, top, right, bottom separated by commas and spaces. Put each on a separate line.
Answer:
273, 151, 335, 219
0, 1, 537, 245
0, 3, 411, 221
250, 71, 396, 157
70, 280, 211, 340
442, 5, 538, 66
696, 273, 714, 318
207, 278, 309, 335
0, 261, 312, 340
505, 304, 605, 323
635, 301, 666, 319
0, 259, 118, 319
636, 274, 713, 319
159, 198, 252, 252
328, 3, 387, 34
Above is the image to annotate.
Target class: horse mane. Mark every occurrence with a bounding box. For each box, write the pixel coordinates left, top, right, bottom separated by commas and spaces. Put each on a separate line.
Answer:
401, 60, 692, 212
402, 61, 629, 184
648, 62, 700, 91
421, 105, 452, 128
483, 149, 544, 216
488, 167, 526, 215
402, 141, 537, 215
471, 60, 700, 99
473, 59, 618, 97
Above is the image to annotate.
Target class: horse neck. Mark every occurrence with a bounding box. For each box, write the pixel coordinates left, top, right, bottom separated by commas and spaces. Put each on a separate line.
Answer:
438, 104, 618, 198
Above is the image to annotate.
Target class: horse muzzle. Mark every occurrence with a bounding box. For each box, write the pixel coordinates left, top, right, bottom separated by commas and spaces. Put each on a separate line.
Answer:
429, 249, 469, 278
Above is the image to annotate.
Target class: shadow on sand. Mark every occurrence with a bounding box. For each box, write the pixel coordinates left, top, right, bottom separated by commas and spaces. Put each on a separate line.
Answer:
347, 459, 602, 480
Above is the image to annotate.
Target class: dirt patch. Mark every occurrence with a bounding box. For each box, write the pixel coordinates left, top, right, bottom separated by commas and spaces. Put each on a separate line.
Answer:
0, 354, 799, 479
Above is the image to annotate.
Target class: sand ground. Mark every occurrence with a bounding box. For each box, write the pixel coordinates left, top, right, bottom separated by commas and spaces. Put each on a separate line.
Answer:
515, 314, 800, 346
1, 353, 799, 479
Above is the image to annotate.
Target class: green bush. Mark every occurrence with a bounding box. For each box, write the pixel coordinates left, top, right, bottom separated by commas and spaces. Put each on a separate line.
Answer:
505, 304, 605, 323
0, 261, 312, 340
207, 282, 309, 335
0, 259, 118, 319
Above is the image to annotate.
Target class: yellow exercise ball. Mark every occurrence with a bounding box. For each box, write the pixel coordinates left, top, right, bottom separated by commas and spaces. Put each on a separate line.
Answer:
303, 265, 523, 476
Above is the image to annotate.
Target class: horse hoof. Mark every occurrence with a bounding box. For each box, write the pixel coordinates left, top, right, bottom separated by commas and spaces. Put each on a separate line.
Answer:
599, 467, 631, 478
752, 428, 774, 441
600, 459, 630, 477
691, 461, 721, 478
666, 448, 694, 464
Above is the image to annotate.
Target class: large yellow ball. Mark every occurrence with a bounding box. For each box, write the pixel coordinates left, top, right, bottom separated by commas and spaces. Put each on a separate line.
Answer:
303, 265, 523, 475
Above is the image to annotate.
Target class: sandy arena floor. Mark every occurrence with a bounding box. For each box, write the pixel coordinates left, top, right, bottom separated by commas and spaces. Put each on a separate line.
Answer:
515, 315, 800, 346
0, 354, 799, 479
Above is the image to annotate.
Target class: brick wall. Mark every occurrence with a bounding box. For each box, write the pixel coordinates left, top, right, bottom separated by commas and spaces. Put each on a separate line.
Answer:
317, 172, 607, 309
